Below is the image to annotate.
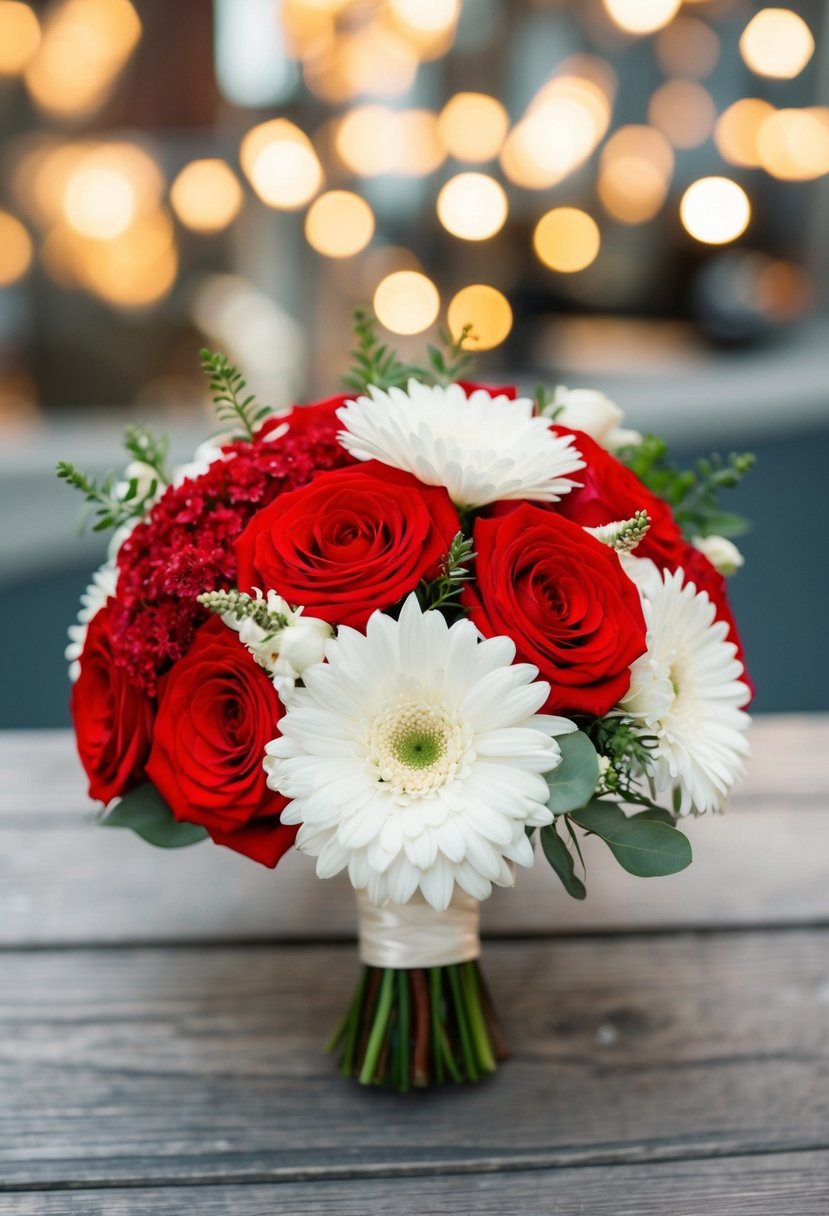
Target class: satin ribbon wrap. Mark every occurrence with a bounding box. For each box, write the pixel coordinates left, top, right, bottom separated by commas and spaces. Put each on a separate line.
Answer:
356, 888, 481, 969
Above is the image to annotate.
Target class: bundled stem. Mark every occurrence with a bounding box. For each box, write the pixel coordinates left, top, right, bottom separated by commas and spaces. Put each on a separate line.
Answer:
329, 961, 507, 1089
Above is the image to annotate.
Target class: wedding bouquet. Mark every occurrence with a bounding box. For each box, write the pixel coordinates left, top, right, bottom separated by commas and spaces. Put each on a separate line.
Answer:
59, 313, 754, 1090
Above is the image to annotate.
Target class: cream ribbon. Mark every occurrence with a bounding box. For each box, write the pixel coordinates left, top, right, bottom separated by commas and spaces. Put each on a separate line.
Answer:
356, 887, 481, 969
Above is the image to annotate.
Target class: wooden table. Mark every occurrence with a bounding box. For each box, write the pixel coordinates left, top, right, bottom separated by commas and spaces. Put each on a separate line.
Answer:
2, 716, 828, 1214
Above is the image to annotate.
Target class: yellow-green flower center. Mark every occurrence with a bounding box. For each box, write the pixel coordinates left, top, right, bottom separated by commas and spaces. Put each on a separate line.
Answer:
368, 701, 466, 799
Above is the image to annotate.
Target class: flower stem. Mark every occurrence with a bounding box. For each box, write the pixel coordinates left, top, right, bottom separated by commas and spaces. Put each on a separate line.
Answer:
358, 969, 395, 1086
461, 961, 497, 1074
447, 963, 478, 1082
397, 971, 410, 1092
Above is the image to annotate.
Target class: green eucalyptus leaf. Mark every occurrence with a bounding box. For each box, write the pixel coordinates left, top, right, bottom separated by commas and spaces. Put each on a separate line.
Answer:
630, 806, 677, 826
546, 731, 600, 814
570, 800, 691, 878
540, 824, 586, 900
102, 783, 208, 848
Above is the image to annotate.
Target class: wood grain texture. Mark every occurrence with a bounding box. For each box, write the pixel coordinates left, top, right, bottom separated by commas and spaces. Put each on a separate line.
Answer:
2, 1151, 828, 1215
2, 931, 828, 1190
2, 716, 828, 947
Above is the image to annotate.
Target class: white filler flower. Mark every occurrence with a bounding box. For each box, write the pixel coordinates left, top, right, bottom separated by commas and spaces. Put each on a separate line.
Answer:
66, 561, 118, 681
264, 595, 576, 910
692, 533, 745, 577
336, 380, 584, 509
543, 386, 642, 451
621, 559, 751, 815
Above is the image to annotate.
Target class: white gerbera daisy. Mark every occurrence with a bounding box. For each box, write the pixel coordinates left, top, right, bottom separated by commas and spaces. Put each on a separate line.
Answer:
264, 595, 576, 910
336, 379, 584, 509
620, 558, 751, 816
65, 561, 119, 682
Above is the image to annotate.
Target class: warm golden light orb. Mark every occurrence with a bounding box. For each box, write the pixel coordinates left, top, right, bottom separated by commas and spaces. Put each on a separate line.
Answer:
739, 8, 814, 80
170, 160, 243, 233
680, 177, 751, 245
374, 271, 440, 335
715, 99, 776, 168
0, 2, 40, 75
305, 191, 375, 258
241, 120, 322, 209
0, 212, 33, 285
603, 0, 682, 36
438, 93, 509, 163
533, 207, 601, 273
436, 173, 508, 241
447, 285, 512, 351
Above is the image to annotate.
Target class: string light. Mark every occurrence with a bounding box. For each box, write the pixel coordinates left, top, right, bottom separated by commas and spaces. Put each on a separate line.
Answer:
305, 191, 375, 257
374, 270, 440, 335
603, 0, 682, 37
0, 1, 40, 75
335, 106, 400, 176
533, 208, 600, 273
739, 8, 814, 80
715, 99, 776, 168
240, 119, 322, 209
655, 16, 719, 80
0, 211, 33, 286
680, 177, 750, 245
436, 173, 508, 241
598, 126, 673, 224
447, 285, 512, 351
170, 160, 243, 233
648, 80, 716, 149
756, 109, 829, 181
438, 93, 509, 163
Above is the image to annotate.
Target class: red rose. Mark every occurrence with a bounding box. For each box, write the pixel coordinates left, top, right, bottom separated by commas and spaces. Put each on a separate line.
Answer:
235, 462, 460, 629
464, 503, 647, 716
552, 427, 685, 568
146, 618, 295, 867
72, 605, 155, 804
457, 381, 518, 400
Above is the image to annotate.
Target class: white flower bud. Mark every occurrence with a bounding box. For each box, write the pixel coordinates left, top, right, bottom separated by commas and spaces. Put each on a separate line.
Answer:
692, 535, 745, 577
277, 613, 332, 674
545, 386, 642, 451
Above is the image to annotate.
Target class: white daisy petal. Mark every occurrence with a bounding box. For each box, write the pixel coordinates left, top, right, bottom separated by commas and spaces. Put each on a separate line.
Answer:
66, 560, 119, 681
621, 561, 751, 815
336, 379, 585, 509
264, 594, 574, 909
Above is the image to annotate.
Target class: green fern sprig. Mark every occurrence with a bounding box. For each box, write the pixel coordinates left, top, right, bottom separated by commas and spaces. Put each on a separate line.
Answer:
199, 349, 271, 441
123, 425, 170, 486
342, 308, 418, 395
56, 460, 157, 534
418, 532, 476, 613
422, 325, 475, 385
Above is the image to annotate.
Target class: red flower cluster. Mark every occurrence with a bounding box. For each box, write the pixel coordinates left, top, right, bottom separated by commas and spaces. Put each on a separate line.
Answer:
111, 402, 353, 695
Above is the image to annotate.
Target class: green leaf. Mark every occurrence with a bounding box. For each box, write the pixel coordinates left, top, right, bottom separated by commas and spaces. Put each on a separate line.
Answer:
101, 783, 208, 848
570, 800, 692, 878
630, 806, 676, 826
692, 509, 751, 539
546, 731, 600, 814
540, 824, 586, 900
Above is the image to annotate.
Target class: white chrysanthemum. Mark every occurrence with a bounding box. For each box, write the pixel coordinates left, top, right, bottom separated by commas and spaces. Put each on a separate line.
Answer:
620, 558, 751, 816
336, 379, 584, 509
264, 595, 576, 910
66, 561, 118, 681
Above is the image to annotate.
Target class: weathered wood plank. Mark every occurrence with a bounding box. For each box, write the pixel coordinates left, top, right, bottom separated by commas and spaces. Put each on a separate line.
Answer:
1, 1150, 828, 1215
1, 931, 827, 1189
1, 716, 828, 946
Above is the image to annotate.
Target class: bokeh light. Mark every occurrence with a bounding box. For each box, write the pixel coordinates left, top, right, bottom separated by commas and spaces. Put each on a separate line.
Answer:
0, 1, 40, 75
438, 93, 509, 163
341, 22, 419, 99
388, 0, 459, 34
655, 16, 719, 80
335, 105, 400, 176
241, 119, 323, 209
648, 80, 716, 149
501, 60, 614, 190
0, 211, 33, 286
598, 125, 674, 224
64, 164, 135, 240
305, 191, 375, 258
170, 160, 244, 233
603, 0, 682, 36
395, 110, 445, 177
436, 173, 508, 241
447, 285, 512, 351
680, 177, 751, 245
756, 108, 829, 181
533, 208, 601, 273
715, 99, 776, 168
739, 8, 814, 80
374, 270, 440, 335
25, 0, 141, 118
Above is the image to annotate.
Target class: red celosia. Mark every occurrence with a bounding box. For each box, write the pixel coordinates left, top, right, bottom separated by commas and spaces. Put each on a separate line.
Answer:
111, 404, 353, 694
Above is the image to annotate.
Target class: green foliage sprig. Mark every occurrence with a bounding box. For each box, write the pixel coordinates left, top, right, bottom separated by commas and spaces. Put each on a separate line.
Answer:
56, 422, 171, 534
422, 324, 475, 386
616, 434, 755, 540
200, 349, 272, 440
342, 308, 419, 394
197, 588, 290, 635
417, 532, 475, 613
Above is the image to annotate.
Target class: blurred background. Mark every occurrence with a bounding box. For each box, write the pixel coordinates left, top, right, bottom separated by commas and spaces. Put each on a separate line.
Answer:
0, 0, 826, 726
